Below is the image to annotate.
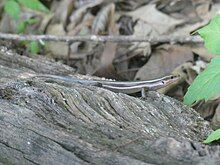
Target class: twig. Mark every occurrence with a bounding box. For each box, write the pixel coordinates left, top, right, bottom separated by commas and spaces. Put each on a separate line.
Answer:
0, 33, 203, 44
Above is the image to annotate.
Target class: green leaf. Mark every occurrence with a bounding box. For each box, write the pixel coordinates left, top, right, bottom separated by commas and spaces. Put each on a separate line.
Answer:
4, 0, 20, 20
17, 18, 39, 33
17, 0, 49, 13
26, 18, 39, 25
203, 129, 220, 144
28, 41, 40, 54
17, 22, 27, 33
197, 14, 220, 55
184, 57, 220, 105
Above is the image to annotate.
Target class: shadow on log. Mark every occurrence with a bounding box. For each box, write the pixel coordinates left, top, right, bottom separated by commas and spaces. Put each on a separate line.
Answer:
0, 47, 219, 165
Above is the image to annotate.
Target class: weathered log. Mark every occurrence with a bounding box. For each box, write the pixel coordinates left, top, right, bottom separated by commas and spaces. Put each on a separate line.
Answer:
0, 47, 219, 165
0, 46, 76, 75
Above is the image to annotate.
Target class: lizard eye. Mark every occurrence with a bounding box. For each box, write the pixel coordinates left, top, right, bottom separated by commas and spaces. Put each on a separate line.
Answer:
162, 81, 165, 84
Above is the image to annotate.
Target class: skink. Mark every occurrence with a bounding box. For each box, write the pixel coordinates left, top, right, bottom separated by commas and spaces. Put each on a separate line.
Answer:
33, 74, 179, 97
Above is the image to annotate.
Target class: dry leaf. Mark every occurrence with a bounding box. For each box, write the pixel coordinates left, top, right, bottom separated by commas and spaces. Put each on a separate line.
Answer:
127, 4, 183, 34
46, 24, 68, 58
135, 45, 194, 80
51, 0, 75, 26
92, 3, 115, 34
68, 0, 103, 30
116, 0, 150, 11
211, 103, 220, 129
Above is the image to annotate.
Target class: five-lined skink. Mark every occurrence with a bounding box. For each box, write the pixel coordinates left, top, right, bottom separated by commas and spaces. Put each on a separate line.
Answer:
32, 74, 179, 97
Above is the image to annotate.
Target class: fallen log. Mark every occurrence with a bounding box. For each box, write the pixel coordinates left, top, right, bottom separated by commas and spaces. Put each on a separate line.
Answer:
0, 47, 219, 165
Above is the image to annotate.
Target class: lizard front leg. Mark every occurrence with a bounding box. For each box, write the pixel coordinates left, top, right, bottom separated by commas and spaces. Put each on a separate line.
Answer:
141, 87, 148, 98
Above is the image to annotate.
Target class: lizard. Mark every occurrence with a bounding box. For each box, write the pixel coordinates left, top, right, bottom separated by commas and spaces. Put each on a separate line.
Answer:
31, 74, 180, 98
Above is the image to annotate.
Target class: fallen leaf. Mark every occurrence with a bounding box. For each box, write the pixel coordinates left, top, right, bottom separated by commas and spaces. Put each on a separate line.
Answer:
92, 3, 115, 34
211, 103, 220, 129
46, 24, 69, 58
51, 0, 75, 26
135, 44, 194, 80
127, 4, 183, 34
